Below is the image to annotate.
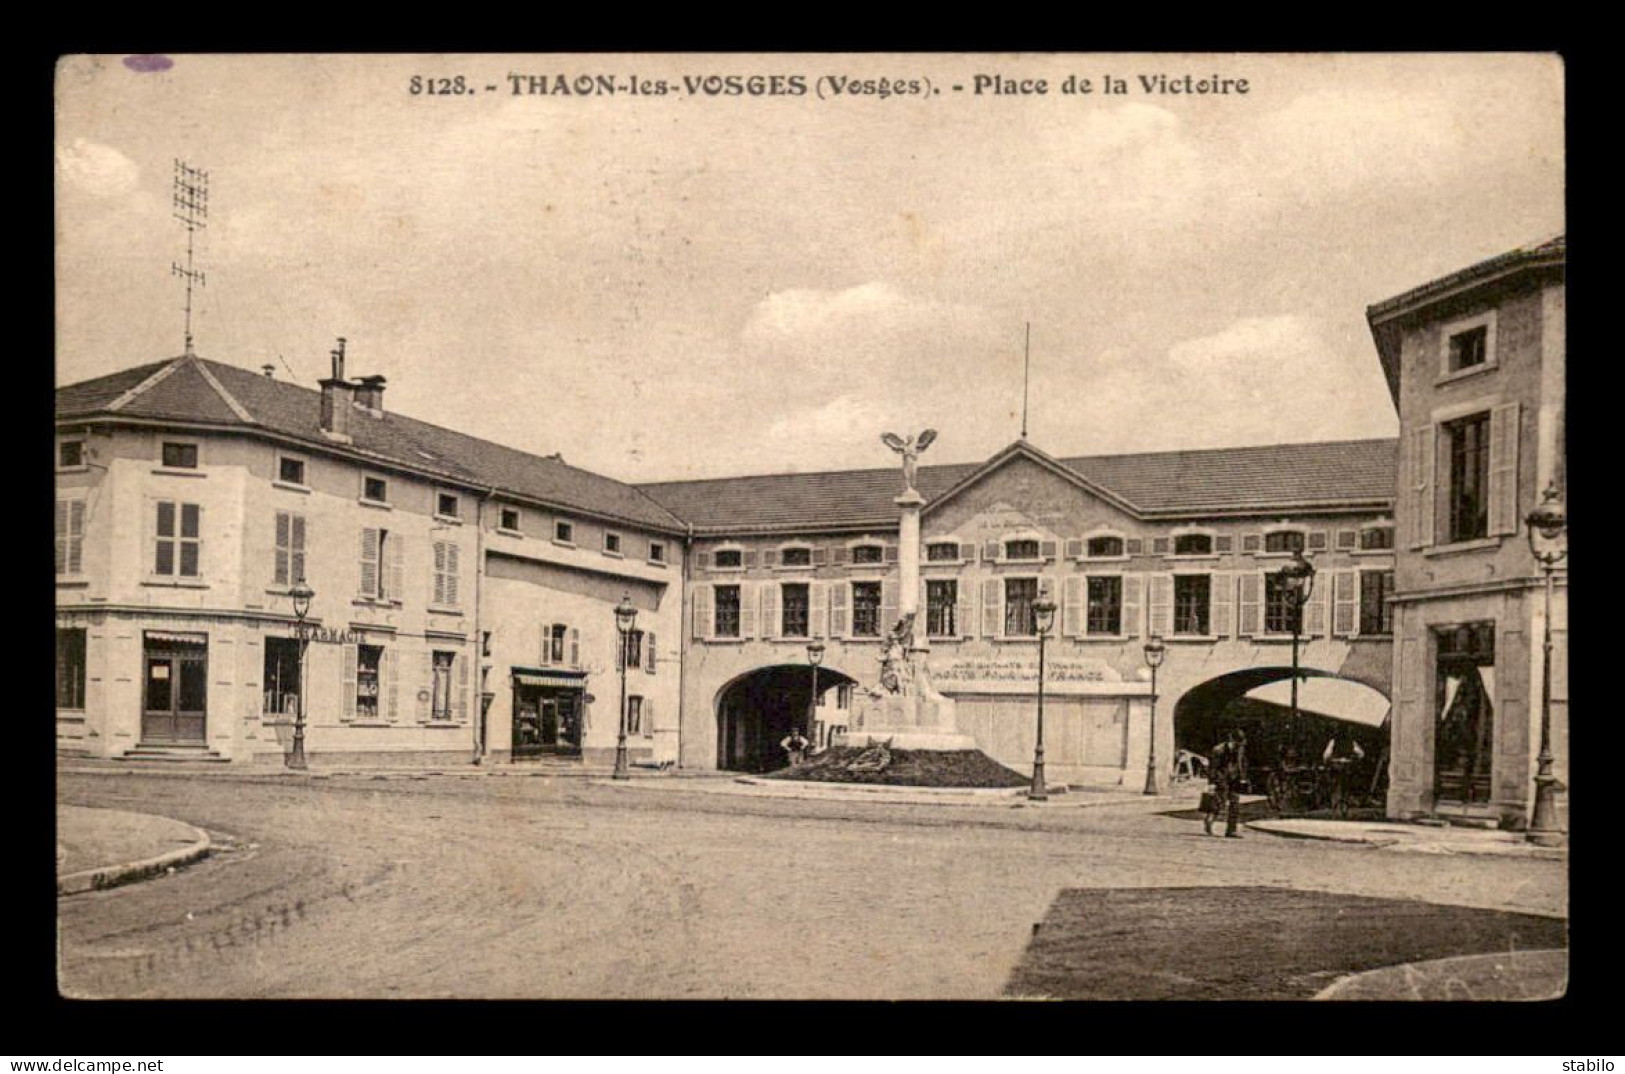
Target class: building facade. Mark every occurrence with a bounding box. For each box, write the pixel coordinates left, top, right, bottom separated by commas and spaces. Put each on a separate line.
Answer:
1367, 236, 1567, 828
55, 351, 686, 768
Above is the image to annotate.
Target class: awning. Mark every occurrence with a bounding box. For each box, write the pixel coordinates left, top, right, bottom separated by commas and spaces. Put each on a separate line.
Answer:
145, 630, 208, 646
512, 669, 588, 689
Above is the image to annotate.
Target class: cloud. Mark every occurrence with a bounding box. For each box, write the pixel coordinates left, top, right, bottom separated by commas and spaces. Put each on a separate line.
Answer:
56, 139, 141, 198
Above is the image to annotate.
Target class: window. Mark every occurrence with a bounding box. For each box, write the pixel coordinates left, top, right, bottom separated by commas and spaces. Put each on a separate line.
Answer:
161, 441, 198, 469
926, 579, 958, 637
1173, 575, 1211, 636
782, 583, 810, 638
363, 476, 389, 504
437, 493, 461, 520
852, 544, 884, 565
1359, 526, 1395, 551
852, 581, 883, 637
1086, 577, 1122, 635
1086, 535, 1125, 558
263, 637, 302, 716
1264, 530, 1305, 554
714, 585, 742, 638
1005, 577, 1039, 636
1360, 571, 1395, 636
274, 511, 308, 587
926, 542, 959, 563
626, 695, 644, 736
55, 498, 86, 576
360, 527, 401, 601
713, 548, 742, 569
1005, 539, 1040, 561
278, 456, 307, 485
543, 624, 568, 664
500, 507, 521, 532
554, 520, 574, 544
781, 546, 811, 567
649, 541, 666, 564
1446, 413, 1491, 543
56, 628, 86, 710
432, 540, 461, 607
1174, 533, 1214, 556
431, 650, 456, 720
1264, 573, 1298, 634
58, 440, 85, 468
154, 501, 202, 578
622, 629, 644, 669
604, 532, 622, 555
355, 644, 383, 720
836, 684, 853, 710
1448, 325, 1489, 372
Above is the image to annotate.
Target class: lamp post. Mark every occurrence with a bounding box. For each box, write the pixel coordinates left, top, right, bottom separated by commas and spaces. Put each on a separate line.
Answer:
1525, 482, 1568, 846
613, 594, 638, 780
1276, 548, 1317, 735
286, 579, 315, 771
1029, 595, 1058, 801
806, 641, 825, 747
1143, 633, 1167, 795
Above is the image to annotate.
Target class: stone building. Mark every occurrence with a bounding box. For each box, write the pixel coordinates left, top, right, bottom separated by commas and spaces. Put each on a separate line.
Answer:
640, 438, 1399, 784
54, 349, 686, 767
1366, 235, 1566, 827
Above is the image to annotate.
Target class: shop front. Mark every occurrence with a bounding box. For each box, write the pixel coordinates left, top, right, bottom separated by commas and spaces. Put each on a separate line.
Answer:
511, 668, 586, 759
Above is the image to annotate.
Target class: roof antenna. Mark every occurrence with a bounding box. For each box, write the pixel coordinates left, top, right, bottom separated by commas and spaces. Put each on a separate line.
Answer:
1021, 321, 1031, 441
170, 160, 209, 357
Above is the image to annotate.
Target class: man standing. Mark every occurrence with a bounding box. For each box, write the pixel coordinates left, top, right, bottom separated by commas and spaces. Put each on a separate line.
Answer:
1205, 728, 1248, 838
780, 726, 810, 768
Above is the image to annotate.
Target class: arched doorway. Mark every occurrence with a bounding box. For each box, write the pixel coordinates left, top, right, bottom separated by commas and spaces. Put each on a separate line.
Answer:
715, 664, 859, 773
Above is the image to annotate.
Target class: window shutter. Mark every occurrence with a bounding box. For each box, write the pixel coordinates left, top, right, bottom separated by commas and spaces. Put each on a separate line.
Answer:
739, 583, 757, 638
1307, 530, 1328, 552
644, 697, 655, 736
810, 582, 828, 638
1040, 540, 1058, 561
1122, 575, 1144, 639
1333, 569, 1358, 637
812, 547, 829, 567
981, 541, 999, 563
980, 578, 1001, 637
538, 623, 553, 666
760, 584, 779, 640
387, 534, 404, 601
1151, 537, 1170, 556
1064, 538, 1083, 560
1304, 580, 1329, 636
418, 650, 432, 721
692, 585, 712, 640
448, 543, 461, 606
67, 500, 85, 574
54, 500, 67, 574
455, 652, 469, 722
957, 542, 974, 562
275, 512, 291, 586
1238, 573, 1262, 635
831, 546, 849, 566
696, 550, 711, 570
1241, 533, 1261, 554
385, 648, 399, 721
290, 514, 306, 585
1337, 529, 1358, 550
360, 528, 379, 597
743, 550, 757, 569
1063, 576, 1083, 638
1148, 574, 1173, 636
956, 584, 975, 639
1489, 402, 1522, 536
763, 549, 778, 568
1410, 424, 1435, 548
432, 541, 447, 605
645, 630, 657, 674
569, 627, 579, 667
341, 643, 357, 721
829, 584, 849, 637
884, 543, 899, 564
1210, 572, 1234, 638
1125, 538, 1144, 556
880, 578, 897, 631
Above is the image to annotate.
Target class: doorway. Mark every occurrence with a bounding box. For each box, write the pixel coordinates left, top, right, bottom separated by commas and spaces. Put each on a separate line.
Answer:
1435, 621, 1496, 805
142, 631, 209, 744
513, 684, 582, 758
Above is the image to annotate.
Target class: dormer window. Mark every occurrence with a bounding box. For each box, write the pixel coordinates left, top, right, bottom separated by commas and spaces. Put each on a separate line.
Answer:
852, 544, 884, 565
713, 549, 742, 569
1173, 534, 1213, 556
1086, 535, 1125, 558
926, 542, 960, 562
781, 546, 811, 567
1004, 539, 1040, 561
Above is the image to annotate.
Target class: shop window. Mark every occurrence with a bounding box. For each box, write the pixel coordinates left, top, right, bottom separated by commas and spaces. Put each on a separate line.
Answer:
1446, 412, 1491, 543
852, 581, 883, 637
1360, 571, 1395, 636
781, 584, 810, 638
56, 628, 86, 710
927, 579, 958, 637
263, 637, 302, 716
355, 644, 383, 720
1173, 575, 1211, 636
1086, 577, 1122, 635
1005, 577, 1039, 636
431, 650, 456, 720
714, 585, 741, 638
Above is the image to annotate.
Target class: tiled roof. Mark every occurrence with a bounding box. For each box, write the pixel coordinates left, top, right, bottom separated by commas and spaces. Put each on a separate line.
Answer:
56, 356, 688, 534
639, 438, 1399, 533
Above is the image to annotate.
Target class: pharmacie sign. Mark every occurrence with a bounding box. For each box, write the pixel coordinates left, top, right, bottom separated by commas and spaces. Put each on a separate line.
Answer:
297, 625, 363, 645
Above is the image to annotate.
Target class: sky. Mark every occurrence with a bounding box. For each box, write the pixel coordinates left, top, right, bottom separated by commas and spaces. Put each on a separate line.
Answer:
55, 53, 1564, 483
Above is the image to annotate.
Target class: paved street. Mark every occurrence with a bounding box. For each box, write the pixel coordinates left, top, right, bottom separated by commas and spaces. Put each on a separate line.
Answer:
56, 771, 1567, 999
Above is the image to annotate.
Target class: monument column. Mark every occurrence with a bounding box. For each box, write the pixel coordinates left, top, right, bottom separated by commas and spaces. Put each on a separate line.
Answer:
896, 488, 925, 623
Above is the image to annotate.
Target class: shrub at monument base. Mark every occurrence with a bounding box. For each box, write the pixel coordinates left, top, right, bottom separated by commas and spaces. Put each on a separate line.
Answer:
764, 743, 1028, 788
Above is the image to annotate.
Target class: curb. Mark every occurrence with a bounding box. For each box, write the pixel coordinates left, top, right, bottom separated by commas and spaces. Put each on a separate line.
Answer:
1245, 820, 1567, 860
57, 820, 213, 897
590, 775, 1187, 810
1314, 948, 1568, 1001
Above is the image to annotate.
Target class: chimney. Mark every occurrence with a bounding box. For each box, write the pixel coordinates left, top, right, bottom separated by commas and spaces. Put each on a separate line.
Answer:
354, 374, 387, 416
319, 337, 354, 442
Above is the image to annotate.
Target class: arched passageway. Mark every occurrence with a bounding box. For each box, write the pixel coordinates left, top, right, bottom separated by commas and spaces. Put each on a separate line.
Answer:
715, 664, 858, 773
1174, 667, 1390, 773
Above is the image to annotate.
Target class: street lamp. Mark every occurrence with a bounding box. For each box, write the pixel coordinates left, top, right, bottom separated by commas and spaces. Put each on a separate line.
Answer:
806, 641, 825, 748
1143, 633, 1167, 795
1276, 547, 1317, 736
613, 594, 638, 780
1525, 482, 1568, 846
1029, 595, 1058, 801
286, 579, 315, 771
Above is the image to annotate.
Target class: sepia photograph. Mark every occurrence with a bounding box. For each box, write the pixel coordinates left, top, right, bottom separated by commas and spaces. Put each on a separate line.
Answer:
53, 51, 1566, 1003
